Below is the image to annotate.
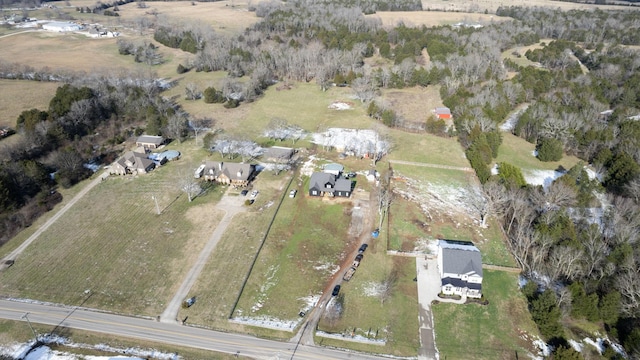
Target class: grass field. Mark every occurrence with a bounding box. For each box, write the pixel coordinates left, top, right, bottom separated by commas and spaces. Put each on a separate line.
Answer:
317, 256, 420, 357
233, 175, 352, 321
0, 80, 60, 128
379, 86, 444, 123
495, 133, 582, 172
419, 0, 637, 14
388, 164, 515, 266
0, 141, 225, 316
432, 270, 539, 360
368, 11, 509, 28
0, 319, 246, 359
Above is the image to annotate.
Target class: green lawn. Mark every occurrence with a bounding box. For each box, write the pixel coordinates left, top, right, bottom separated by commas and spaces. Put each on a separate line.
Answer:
387, 132, 469, 167
317, 256, 420, 357
432, 270, 539, 360
233, 175, 352, 321
0, 141, 224, 316
495, 133, 581, 172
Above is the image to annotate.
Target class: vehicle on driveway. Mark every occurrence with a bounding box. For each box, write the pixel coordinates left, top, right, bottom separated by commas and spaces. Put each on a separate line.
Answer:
355, 253, 363, 262
240, 190, 248, 196
332, 285, 341, 296
250, 190, 259, 198
289, 189, 297, 198
358, 244, 368, 253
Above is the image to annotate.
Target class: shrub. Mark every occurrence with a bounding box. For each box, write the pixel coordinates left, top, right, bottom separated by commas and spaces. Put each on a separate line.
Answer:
536, 138, 563, 162
176, 64, 189, 74
224, 99, 240, 109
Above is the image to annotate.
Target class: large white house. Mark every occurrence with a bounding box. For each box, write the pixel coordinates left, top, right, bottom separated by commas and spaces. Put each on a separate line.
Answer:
437, 240, 483, 299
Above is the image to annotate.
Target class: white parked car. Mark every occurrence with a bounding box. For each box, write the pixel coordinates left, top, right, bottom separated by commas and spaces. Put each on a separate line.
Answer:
289, 189, 297, 198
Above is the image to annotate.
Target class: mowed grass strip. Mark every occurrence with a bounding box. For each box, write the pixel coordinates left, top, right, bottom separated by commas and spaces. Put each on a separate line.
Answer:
317, 256, 420, 357
0, 155, 224, 316
495, 133, 581, 172
233, 177, 352, 322
432, 270, 538, 360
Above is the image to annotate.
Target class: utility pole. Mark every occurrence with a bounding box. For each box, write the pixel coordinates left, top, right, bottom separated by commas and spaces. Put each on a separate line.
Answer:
21, 313, 37, 340
151, 195, 160, 215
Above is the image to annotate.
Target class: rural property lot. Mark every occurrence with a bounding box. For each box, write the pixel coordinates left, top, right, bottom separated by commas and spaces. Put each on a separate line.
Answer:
0, 80, 59, 128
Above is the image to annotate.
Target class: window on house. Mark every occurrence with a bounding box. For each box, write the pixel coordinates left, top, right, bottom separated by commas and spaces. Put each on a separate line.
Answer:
312, 190, 317, 195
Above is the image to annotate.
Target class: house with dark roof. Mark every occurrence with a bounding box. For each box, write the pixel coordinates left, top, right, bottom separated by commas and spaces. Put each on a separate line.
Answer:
110, 151, 156, 175
136, 135, 165, 150
309, 172, 352, 198
202, 161, 255, 187
437, 240, 483, 299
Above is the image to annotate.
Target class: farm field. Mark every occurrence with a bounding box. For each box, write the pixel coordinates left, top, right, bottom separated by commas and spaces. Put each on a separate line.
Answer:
368, 11, 509, 28
419, 0, 637, 14
0, 141, 225, 316
387, 131, 469, 167
432, 270, 539, 360
0, 80, 60, 128
379, 85, 444, 124
316, 256, 420, 356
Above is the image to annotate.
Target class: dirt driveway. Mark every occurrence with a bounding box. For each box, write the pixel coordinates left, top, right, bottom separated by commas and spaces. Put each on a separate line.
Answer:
416, 255, 442, 360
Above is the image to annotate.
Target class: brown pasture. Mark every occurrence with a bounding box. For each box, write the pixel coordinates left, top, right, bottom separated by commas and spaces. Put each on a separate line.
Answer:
0, 80, 60, 128
419, 0, 639, 14
368, 11, 509, 28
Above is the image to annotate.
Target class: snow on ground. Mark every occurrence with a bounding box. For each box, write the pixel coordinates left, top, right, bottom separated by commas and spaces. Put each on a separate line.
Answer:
585, 167, 604, 182
299, 155, 318, 177
500, 105, 529, 132
0, 334, 177, 360
532, 338, 551, 358
523, 169, 565, 189
310, 128, 390, 158
230, 315, 299, 331
568, 339, 584, 352
491, 163, 499, 175
316, 331, 386, 345
583, 337, 605, 354
362, 281, 383, 297
328, 101, 353, 110
313, 262, 340, 275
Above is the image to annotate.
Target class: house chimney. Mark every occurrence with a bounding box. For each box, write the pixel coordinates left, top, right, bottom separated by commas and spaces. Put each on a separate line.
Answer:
237, 170, 243, 177
219, 162, 223, 170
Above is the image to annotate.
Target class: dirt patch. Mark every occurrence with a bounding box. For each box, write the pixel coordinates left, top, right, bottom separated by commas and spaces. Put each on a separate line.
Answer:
380, 86, 443, 124
328, 101, 354, 110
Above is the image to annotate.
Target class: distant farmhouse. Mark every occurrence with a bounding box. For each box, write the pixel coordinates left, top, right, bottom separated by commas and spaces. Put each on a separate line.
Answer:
136, 135, 165, 150
203, 161, 255, 187
110, 151, 155, 175
437, 240, 483, 299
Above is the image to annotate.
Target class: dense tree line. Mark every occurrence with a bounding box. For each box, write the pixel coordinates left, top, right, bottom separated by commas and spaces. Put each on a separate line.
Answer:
0, 71, 179, 245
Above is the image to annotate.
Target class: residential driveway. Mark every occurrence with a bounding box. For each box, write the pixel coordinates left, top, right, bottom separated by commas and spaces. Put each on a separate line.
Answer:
416, 255, 441, 360
160, 189, 247, 323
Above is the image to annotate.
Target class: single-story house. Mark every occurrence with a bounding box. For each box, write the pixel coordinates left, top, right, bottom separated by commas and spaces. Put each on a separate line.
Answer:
136, 135, 165, 150
309, 172, 352, 198
263, 146, 294, 163
110, 151, 155, 175
437, 239, 483, 299
323, 163, 344, 176
434, 107, 452, 120
203, 161, 255, 187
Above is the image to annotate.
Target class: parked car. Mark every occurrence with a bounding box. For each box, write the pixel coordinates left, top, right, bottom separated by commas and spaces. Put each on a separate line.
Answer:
250, 190, 259, 198
289, 189, 297, 198
345, 172, 356, 178
240, 190, 248, 196
358, 244, 368, 253
355, 253, 363, 262
332, 285, 341, 296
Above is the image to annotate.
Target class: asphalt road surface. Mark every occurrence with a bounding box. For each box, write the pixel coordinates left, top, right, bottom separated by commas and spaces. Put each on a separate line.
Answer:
0, 299, 389, 360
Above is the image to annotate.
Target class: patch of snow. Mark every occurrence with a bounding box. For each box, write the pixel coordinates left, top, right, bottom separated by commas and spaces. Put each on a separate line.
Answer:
500, 105, 528, 132
299, 155, 318, 177
491, 163, 499, 175
310, 128, 390, 159
583, 337, 604, 354
316, 331, 386, 345
362, 282, 384, 297
531, 150, 538, 157
313, 262, 340, 275
532, 338, 551, 357
568, 339, 584, 352
524, 169, 565, 189
585, 167, 604, 182
328, 101, 353, 110
231, 316, 298, 331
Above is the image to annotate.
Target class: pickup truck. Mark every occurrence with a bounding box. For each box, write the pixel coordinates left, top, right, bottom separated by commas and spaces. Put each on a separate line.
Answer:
343, 266, 357, 281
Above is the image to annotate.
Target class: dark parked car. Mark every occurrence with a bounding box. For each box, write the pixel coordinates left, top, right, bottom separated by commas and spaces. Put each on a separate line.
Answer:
358, 244, 368, 253
355, 253, 363, 262
332, 285, 341, 296
241, 190, 248, 196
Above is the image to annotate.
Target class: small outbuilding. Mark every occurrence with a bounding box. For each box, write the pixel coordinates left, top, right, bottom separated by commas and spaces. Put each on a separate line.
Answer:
263, 146, 294, 163
136, 135, 165, 150
433, 107, 452, 120
323, 163, 344, 176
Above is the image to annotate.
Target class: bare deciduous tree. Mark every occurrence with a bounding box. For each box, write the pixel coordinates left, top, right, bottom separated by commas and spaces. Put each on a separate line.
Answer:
190, 117, 213, 146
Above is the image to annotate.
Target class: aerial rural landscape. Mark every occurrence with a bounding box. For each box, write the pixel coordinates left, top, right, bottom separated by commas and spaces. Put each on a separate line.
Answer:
0, 0, 640, 358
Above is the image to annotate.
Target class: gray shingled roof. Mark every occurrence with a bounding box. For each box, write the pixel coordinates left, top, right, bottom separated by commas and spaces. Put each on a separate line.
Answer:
136, 135, 164, 146
335, 177, 352, 192
204, 161, 253, 181
310, 172, 335, 190
440, 240, 482, 277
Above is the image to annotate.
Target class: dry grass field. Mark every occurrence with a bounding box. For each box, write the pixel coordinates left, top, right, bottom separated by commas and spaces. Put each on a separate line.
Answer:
379, 85, 443, 123
419, 0, 638, 14
368, 11, 509, 28
0, 80, 60, 128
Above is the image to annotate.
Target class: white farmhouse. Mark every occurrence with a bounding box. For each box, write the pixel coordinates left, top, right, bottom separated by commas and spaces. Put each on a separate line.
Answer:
437, 240, 483, 299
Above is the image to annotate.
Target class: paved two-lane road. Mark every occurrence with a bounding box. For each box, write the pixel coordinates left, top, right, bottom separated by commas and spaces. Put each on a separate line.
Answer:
0, 299, 389, 360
